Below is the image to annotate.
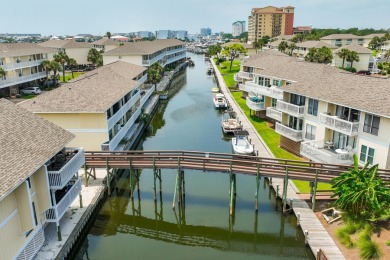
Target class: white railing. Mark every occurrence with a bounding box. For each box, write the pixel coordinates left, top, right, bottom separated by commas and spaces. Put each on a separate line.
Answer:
319, 113, 360, 136
246, 96, 265, 111
109, 106, 142, 150
47, 148, 85, 190
0, 71, 46, 89
166, 53, 186, 65
276, 100, 305, 117
245, 82, 283, 99
140, 85, 155, 106
238, 83, 246, 91
15, 226, 44, 260
1, 59, 47, 71
237, 71, 253, 79
269, 86, 284, 100
165, 47, 186, 55
107, 91, 141, 130
275, 122, 303, 142
266, 107, 282, 121
45, 177, 82, 222
300, 140, 354, 165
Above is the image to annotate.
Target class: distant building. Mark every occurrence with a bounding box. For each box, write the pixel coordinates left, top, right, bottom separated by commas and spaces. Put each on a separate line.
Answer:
156, 30, 175, 39
138, 31, 153, 38
293, 26, 312, 35
200, 28, 212, 36
175, 30, 188, 40
232, 21, 246, 37
248, 6, 294, 42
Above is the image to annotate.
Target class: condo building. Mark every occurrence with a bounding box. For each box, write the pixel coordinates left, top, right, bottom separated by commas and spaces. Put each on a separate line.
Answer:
200, 28, 212, 36
19, 61, 152, 151
0, 99, 84, 260
237, 51, 390, 169
248, 6, 294, 42
156, 30, 175, 39
0, 43, 57, 96
102, 39, 186, 68
320, 33, 386, 48
91, 38, 121, 52
232, 21, 246, 37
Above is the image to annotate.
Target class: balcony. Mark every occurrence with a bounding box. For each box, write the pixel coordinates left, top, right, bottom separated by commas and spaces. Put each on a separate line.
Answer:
319, 113, 360, 136
276, 100, 305, 117
1, 59, 47, 71
0, 71, 46, 89
107, 91, 141, 130
140, 85, 155, 106
266, 107, 282, 121
238, 83, 246, 91
244, 82, 284, 100
166, 53, 187, 65
235, 71, 253, 80
300, 140, 354, 165
275, 122, 303, 142
246, 96, 265, 111
47, 148, 85, 190
45, 177, 82, 222
15, 226, 44, 260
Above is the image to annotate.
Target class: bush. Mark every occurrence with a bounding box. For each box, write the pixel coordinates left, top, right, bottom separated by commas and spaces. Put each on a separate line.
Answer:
337, 227, 356, 249
387, 67, 390, 74
382, 71, 387, 76
377, 63, 383, 70
359, 240, 382, 259
386, 240, 390, 246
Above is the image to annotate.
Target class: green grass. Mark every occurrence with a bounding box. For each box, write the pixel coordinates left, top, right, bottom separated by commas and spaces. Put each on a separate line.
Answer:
215, 60, 240, 89
59, 72, 84, 82
336, 227, 356, 249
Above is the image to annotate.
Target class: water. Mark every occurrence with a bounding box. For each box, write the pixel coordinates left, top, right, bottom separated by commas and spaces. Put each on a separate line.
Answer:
76, 54, 314, 260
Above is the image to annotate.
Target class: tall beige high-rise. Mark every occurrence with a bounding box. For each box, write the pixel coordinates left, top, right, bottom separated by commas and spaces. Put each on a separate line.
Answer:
248, 6, 294, 43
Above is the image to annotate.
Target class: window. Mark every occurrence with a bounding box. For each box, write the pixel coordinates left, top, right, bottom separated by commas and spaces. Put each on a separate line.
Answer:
290, 94, 305, 106
305, 124, 316, 140
273, 79, 281, 87
360, 145, 375, 165
307, 98, 318, 116
271, 98, 277, 107
363, 114, 380, 136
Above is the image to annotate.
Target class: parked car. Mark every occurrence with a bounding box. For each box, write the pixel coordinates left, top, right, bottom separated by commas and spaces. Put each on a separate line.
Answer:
356, 70, 371, 75
20, 87, 42, 95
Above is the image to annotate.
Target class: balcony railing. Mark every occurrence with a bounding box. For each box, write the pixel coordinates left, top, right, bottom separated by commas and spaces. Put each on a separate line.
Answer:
275, 122, 303, 142
319, 113, 360, 136
266, 107, 282, 121
15, 226, 44, 260
45, 177, 82, 222
166, 53, 186, 65
300, 140, 354, 165
107, 91, 141, 130
238, 83, 246, 91
1, 58, 47, 71
246, 96, 265, 111
141, 47, 186, 66
276, 100, 305, 117
140, 85, 155, 106
47, 148, 85, 190
236, 71, 253, 79
244, 82, 283, 99
0, 71, 46, 89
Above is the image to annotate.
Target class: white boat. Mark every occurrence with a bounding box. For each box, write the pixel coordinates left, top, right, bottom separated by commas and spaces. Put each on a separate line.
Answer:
206, 66, 214, 75
232, 131, 254, 155
213, 93, 228, 109
221, 111, 242, 134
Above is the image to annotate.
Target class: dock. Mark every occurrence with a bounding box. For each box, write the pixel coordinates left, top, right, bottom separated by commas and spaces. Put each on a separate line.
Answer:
210, 58, 345, 260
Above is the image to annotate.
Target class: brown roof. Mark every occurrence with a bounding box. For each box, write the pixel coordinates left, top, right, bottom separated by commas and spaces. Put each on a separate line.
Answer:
361, 33, 385, 39
0, 43, 57, 58
39, 39, 92, 49
92, 38, 120, 46
103, 39, 184, 56
242, 51, 390, 117
222, 42, 253, 49
334, 43, 372, 54
18, 61, 146, 113
0, 99, 74, 201
320, 34, 363, 40
294, 26, 312, 31
297, 41, 337, 49
267, 39, 291, 47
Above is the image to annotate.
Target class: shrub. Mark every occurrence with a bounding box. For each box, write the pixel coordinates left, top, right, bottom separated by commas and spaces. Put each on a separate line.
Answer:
337, 227, 356, 249
359, 240, 382, 260
377, 63, 383, 70
387, 67, 390, 74
382, 71, 387, 76
386, 240, 390, 246
350, 67, 357, 73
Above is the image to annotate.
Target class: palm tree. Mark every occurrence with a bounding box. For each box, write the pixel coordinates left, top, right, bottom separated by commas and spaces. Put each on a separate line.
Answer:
252, 40, 264, 54
87, 48, 102, 67
384, 49, 390, 62
55, 51, 69, 82
0, 67, 6, 80
147, 63, 164, 88
337, 48, 350, 68
41, 60, 51, 87
346, 51, 360, 70
50, 60, 62, 86
288, 42, 297, 56
106, 32, 112, 39
277, 41, 288, 54
67, 58, 78, 78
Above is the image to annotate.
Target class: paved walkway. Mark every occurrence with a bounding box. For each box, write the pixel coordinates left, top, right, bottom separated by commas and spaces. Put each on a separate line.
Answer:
210, 59, 345, 260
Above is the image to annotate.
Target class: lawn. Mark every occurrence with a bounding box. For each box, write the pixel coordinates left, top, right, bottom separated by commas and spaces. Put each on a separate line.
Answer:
59, 72, 85, 82
215, 59, 240, 88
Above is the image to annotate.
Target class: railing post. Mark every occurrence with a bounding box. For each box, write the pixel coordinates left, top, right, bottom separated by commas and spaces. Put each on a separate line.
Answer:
172, 157, 181, 209
283, 167, 289, 212
153, 157, 157, 201
312, 170, 319, 211
129, 159, 133, 198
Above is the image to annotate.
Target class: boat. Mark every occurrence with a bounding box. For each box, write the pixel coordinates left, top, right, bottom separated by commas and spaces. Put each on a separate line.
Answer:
221, 111, 242, 134
213, 93, 228, 109
211, 87, 219, 93
206, 66, 214, 75
232, 130, 254, 155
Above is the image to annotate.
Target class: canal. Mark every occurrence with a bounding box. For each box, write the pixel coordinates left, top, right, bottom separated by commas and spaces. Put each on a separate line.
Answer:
76, 54, 314, 259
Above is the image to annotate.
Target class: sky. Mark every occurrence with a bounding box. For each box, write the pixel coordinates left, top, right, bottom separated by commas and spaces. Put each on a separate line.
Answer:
2, 0, 389, 36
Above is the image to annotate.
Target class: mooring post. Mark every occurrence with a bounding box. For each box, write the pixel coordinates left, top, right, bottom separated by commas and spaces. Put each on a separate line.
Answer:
57, 222, 62, 241
182, 170, 186, 207
282, 167, 289, 212
172, 158, 181, 209
255, 164, 260, 211
129, 159, 133, 198
153, 157, 157, 201
276, 184, 279, 201
304, 230, 309, 245
312, 170, 319, 211
106, 157, 111, 196
297, 212, 301, 227
79, 193, 83, 208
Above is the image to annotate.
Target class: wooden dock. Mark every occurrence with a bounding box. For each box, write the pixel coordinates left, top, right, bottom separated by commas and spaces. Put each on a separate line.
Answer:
210, 59, 346, 260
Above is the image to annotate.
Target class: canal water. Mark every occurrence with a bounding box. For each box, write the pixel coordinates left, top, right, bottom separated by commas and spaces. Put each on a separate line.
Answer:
77, 54, 314, 259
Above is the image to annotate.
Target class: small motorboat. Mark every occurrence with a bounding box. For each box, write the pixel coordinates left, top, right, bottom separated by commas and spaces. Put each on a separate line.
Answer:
232, 130, 254, 155
206, 66, 214, 75
211, 87, 219, 93
213, 93, 228, 109
221, 111, 242, 134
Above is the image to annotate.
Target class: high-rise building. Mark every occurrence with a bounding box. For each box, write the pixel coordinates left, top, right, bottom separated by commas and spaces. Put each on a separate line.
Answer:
175, 30, 188, 40
156, 30, 175, 39
248, 6, 294, 42
200, 28, 212, 36
232, 21, 246, 37
138, 31, 153, 38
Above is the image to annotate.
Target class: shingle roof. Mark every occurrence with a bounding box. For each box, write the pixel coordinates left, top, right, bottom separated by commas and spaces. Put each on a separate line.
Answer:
0, 43, 56, 58
39, 39, 92, 49
242, 51, 390, 117
267, 39, 291, 47
0, 99, 74, 201
361, 33, 385, 39
92, 38, 120, 46
296, 41, 337, 49
334, 43, 372, 54
103, 39, 184, 56
18, 61, 146, 113
320, 34, 362, 40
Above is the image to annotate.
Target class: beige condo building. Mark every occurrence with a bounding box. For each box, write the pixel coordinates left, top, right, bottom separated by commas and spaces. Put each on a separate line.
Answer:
248, 6, 295, 43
